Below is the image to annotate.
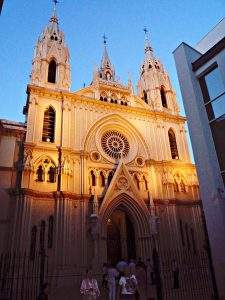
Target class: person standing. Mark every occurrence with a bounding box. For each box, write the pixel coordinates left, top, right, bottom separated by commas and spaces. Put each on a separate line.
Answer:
136, 264, 147, 300
118, 267, 137, 300
80, 268, 100, 300
116, 258, 128, 274
107, 263, 119, 300
128, 259, 136, 276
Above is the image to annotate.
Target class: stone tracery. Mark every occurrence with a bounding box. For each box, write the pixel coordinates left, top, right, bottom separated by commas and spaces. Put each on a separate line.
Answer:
101, 130, 130, 159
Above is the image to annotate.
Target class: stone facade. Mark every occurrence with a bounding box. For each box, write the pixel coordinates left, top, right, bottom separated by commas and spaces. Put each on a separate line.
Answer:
0, 9, 209, 294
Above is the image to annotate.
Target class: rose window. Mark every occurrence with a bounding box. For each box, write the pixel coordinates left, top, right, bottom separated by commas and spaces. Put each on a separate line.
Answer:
101, 131, 130, 159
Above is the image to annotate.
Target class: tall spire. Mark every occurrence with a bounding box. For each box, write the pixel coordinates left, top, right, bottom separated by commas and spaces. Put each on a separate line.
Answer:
143, 27, 154, 59
98, 34, 115, 81
30, 1, 71, 90
50, 0, 59, 26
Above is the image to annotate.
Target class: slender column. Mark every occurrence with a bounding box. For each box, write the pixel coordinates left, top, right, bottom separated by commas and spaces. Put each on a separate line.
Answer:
120, 214, 128, 259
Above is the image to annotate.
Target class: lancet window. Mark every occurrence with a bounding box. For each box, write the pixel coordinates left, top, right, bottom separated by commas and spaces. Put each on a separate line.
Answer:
42, 106, 55, 143
100, 171, 105, 187
143, 90, 148, 103
36, 166, 44, 182
48, 59, 57, 83
91, 171, 96, 186
160, 86, 168, 108
168, 129, 179, 159
48, 166, 56, 183
35, 157, 56, 184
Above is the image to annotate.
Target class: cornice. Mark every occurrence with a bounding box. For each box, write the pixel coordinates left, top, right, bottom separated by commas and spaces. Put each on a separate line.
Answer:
27, 84, 186, 124
8, 188, 90, 200
146, 159, 196, 169
24, 143, 89, 157
153, 198, 201, 206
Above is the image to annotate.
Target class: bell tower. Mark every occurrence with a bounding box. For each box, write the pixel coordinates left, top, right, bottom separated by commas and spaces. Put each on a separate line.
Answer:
137, 29, 179, 114
30, 2, 71, 91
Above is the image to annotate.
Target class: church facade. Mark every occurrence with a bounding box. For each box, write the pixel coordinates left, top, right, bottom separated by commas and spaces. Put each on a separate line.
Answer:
0, 8, 215, 298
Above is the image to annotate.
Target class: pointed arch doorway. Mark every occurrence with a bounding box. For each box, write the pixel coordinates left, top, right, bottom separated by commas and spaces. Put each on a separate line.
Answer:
106, 207, 136, 265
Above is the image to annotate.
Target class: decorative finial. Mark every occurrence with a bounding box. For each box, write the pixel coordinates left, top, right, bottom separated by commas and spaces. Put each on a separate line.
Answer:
143, 26, 153, 55
50, 0, 59, 23
103, 34, 107, 45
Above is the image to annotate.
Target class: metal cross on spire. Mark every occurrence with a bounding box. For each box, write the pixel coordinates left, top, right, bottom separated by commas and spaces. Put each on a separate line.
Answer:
103, 34, 107, 45
143, 27, 148, 35
143, 26, 153, 56
50, 0, 59, 23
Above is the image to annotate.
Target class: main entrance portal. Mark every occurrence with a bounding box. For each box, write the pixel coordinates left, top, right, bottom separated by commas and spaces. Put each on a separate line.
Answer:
107, 209, 136, 265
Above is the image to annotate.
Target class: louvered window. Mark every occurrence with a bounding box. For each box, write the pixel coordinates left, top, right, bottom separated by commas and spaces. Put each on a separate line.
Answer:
168, 129, 179, 159
42, 107, 55, 142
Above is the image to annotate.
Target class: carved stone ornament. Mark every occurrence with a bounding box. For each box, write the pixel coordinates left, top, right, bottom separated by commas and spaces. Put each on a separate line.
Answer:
117, 175, 129, 190
23, 149, 33, 171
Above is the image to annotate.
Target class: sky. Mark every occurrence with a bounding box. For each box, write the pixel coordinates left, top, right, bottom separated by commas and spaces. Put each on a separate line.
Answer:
0, 0, 224, 159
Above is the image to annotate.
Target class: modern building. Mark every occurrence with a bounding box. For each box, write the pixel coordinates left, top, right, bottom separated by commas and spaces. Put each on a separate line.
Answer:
0, 6, 216, 299
174, 17, 225, 300
0, 0, 4, 14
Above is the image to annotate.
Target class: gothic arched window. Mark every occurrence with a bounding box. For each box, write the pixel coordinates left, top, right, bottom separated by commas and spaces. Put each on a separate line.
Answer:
30, 226, 37, 260
143, 90, 148, 103
91, 171, 96, 186
100, 96, 103, 101
42, 106, 55, 142
160, 86, 168, 108
100, 171, 105, 187
168, 129, 179, 159
48, 216, 54, 249
36, 165, 44, 182
48, 59, 57, 83
48, 167, 56, 183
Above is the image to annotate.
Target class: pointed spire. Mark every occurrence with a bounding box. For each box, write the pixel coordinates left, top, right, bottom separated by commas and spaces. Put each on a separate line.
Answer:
143, 27, 154, 59
101, 34, 112, 69
98, 34, 115, 81
30, 0, 71, 90
50, 0, 59, 24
